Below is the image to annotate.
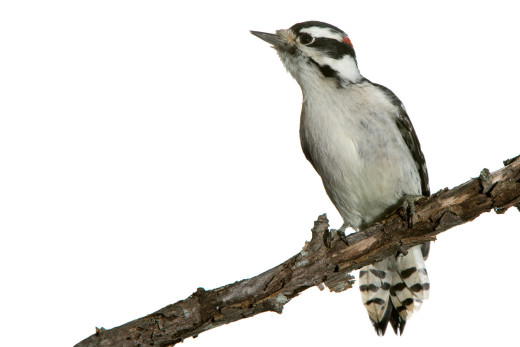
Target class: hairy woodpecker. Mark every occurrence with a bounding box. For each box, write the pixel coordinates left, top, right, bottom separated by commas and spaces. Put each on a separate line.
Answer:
251, 21, 430, 336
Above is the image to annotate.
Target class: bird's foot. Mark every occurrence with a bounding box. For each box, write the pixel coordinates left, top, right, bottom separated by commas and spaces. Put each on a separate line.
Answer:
336, 229, 349, 246
402, 194, 423, 227
324, 222, 351, 248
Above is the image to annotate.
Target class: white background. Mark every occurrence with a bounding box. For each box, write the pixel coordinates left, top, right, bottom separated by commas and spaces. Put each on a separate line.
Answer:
1, 1, 519, 346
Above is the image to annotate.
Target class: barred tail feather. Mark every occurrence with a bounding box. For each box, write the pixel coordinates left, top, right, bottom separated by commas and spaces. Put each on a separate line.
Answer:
395, 244, 430, 301
359, 259, 393, 335
390, 244, 430, 334
389, 283, 415, 334
360, 243, 430, 335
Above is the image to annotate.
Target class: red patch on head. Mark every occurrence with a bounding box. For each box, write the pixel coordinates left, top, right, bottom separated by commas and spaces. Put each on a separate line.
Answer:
343, 36, 353, 48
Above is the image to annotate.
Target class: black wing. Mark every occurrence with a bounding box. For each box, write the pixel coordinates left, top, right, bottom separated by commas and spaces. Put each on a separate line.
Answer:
370, 82, 430, 197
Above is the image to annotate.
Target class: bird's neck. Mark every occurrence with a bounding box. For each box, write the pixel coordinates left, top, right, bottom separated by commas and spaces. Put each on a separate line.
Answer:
331, 55, 362, 85
299, 55, 363, 93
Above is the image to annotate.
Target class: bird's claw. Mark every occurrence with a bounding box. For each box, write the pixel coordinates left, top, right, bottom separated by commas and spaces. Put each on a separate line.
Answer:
337, 229, 349, 246
402, 194, 423, 227
324, 222, 350, 248
336, 221, 350, 246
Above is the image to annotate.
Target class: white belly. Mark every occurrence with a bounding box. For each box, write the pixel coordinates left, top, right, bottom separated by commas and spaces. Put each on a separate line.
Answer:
301, 84, 422, 230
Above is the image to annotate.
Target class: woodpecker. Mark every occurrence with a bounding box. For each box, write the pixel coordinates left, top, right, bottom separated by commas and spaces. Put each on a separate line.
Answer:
251, 21, 430, 336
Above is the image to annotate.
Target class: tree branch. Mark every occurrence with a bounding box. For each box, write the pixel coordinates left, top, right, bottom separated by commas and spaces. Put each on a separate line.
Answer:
75, 155, 520, 347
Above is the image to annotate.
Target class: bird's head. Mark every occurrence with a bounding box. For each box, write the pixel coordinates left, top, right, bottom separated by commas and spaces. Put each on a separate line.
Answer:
251, 21, 362, 89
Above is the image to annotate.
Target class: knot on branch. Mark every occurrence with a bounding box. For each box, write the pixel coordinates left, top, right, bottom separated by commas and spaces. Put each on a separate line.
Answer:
304, 213, 330, 252
299, 214, 355, 293
479, 168, 493, 195
298, 214, 331, 266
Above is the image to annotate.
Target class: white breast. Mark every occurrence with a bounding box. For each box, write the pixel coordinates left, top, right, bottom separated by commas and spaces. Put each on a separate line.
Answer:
301, 81, 422, 229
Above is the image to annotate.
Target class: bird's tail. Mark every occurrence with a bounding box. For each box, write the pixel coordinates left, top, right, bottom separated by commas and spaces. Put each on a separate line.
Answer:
359, 243, 430, 335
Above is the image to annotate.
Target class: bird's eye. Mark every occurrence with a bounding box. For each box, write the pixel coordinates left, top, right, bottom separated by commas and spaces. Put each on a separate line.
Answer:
299, 33, 315, 45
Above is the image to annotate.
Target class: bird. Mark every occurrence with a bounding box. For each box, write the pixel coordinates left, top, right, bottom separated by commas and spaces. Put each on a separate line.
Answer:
251, 21, 430, 336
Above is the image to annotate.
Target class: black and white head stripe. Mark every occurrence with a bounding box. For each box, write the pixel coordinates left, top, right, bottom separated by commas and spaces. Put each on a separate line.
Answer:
276, 21, 360, 86
290, 21, 347, 38
290, 21, 356, 59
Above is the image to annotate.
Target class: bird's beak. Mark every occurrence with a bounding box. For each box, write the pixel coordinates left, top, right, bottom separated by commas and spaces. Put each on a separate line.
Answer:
250, 30, 285, 48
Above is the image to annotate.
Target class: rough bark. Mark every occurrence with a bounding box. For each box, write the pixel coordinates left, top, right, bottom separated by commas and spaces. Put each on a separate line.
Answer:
75, 155, 520, 347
